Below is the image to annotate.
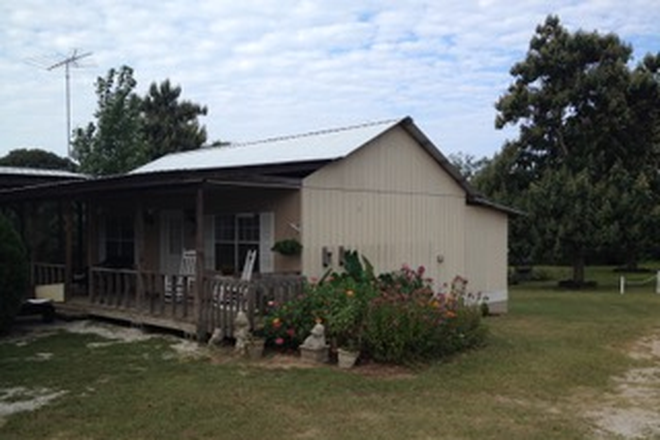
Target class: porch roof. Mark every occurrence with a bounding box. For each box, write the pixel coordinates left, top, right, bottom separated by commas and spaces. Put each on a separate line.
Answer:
0, 167, 303, 202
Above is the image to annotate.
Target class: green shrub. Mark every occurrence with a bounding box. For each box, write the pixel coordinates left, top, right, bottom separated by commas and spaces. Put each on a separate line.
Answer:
363, 270, 488, 364
261, 283, 325, 349
0, 214, 29, 333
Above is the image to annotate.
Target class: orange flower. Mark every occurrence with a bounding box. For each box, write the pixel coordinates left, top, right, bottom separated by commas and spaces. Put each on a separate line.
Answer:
272, 317, 282, 328
446, 311, 457, 319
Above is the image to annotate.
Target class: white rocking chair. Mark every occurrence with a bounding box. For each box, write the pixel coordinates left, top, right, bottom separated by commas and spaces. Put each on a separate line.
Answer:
165, 250, 196, 303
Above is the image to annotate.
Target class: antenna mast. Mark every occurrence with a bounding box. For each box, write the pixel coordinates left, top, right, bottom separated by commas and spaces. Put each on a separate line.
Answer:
45, 49, 93, 158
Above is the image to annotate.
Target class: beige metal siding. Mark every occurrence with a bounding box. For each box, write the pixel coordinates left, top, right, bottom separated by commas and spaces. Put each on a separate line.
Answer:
301, 126, 467, 287
464, 205, 508, 312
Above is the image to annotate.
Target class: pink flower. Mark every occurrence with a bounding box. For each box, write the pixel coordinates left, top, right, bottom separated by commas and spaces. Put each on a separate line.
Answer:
286, 328, 296, 337
275, 337, 284, 345
267, 300, 277, 307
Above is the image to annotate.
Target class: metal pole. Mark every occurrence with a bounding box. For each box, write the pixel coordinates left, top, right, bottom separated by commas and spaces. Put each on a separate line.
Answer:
620, 276, 625, 295
65, 61, 71, 157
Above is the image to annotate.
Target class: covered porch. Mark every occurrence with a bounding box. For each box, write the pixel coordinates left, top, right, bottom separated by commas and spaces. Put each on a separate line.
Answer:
2, 166, 312, 339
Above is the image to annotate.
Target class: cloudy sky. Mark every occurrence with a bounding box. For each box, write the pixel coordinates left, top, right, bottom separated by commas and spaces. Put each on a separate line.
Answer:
1, 1, 659, 161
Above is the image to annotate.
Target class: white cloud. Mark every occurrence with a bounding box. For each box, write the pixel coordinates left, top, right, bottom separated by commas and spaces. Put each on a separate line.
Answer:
0, 0, 658, 159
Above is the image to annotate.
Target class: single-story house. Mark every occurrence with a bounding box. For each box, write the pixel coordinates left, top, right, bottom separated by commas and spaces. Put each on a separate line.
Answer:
0, 117, 514, 336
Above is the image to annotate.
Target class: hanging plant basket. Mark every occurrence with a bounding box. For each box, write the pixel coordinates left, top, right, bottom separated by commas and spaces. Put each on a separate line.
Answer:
271, 238, 302, 256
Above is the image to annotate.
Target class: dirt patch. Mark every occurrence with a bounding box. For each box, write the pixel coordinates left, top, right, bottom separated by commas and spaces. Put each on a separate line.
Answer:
0, 387, 68, 427
3, 319, 208, 359
584, 330, 660, 439
348, 361, 417, 379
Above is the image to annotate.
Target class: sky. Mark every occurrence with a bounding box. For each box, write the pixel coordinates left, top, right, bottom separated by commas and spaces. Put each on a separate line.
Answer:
1, 1, 659, 161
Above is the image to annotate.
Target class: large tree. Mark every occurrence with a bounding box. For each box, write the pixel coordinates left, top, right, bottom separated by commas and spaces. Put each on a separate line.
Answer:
72, 68, 210, 175
142, 79, 208, 161
0, 148, 77, 171
494, 16, 660, 284
72, 66, 147, 175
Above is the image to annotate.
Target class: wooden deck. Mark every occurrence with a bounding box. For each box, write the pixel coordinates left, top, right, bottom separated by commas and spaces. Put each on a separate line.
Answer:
35, 263, 305, 339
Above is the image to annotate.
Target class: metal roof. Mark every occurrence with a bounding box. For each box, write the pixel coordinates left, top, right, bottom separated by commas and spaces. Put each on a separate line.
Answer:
0, 117, 519, 216
131, 119, 402, 175
0, 166, 86, 179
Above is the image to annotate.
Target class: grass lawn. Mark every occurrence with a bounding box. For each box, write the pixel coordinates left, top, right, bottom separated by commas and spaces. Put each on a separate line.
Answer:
1, 266, 660, 439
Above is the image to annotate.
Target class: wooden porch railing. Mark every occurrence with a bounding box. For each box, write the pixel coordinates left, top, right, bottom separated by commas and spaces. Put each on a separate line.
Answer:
81, 267, 304, 338
200, 274, 305, 338
89, 267, 138, 309
32, 263, 66, 286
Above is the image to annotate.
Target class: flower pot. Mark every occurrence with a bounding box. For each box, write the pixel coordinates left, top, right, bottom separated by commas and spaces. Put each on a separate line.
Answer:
337, 348, 359, 369
247, 338, 265, 360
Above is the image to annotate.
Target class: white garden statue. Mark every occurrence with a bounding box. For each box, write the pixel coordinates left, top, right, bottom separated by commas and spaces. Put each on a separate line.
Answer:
233, 311, 250, 354
301, 322, 327, 350
300, 322, 329, 363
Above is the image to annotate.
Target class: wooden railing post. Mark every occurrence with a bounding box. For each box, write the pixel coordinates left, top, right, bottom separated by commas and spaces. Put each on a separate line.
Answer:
63, 201, 73, 302
194, 184, 206, 339
135, 202, 145, 313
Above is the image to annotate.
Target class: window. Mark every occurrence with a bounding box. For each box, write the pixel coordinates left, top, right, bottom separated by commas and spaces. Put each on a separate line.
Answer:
104, 215, 134, 267
215, 213, 260, 275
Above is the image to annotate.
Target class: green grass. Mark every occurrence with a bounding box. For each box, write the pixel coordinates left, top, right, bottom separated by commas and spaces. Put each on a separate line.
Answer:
2, 271, 660, 439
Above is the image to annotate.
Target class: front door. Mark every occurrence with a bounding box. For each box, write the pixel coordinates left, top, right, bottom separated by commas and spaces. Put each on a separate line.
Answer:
160, 210, 184, 274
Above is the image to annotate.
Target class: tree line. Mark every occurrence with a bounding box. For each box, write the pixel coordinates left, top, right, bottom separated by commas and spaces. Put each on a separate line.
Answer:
454, 16, 660, 285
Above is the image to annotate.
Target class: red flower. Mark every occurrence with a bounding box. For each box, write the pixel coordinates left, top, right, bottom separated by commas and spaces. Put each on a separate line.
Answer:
286, 328, 296, 337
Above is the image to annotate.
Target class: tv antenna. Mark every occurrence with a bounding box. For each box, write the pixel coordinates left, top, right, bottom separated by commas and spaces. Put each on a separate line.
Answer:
28, 49, 93, 158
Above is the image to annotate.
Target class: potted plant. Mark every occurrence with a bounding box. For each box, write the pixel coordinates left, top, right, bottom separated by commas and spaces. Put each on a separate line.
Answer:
271, 238, 302, 256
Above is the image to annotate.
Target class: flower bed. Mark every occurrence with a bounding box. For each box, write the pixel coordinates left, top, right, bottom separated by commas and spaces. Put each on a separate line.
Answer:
262, 252, 488, 365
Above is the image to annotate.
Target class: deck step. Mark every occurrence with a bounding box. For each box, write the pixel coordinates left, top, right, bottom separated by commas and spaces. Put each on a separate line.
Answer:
54, 302, 90, 320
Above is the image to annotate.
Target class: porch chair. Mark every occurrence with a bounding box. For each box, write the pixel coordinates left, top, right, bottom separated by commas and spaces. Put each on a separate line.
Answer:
212, 249, 258, 308
164, 250, 196, 303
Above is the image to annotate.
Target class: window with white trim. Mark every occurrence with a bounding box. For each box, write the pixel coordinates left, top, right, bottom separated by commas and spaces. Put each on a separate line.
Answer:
215, 213, 260, 275
104, 215, 135, 267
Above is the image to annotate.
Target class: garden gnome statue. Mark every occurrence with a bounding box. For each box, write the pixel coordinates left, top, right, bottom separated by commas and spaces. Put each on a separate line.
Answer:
299, 322, 329, 363
233, 311, 250, 354
301, 322, 327, 350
